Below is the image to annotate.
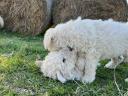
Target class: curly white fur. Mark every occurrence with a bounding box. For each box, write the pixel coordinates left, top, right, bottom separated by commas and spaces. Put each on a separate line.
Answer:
44, 18, 128, 83
36, 48, 80, 83
36, 50, 97, 83
0, 16, 4, 28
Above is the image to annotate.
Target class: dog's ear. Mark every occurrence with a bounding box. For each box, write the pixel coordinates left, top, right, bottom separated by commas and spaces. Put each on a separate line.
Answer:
43, 28, 55, 50
48, 28, 55, 43
57, 71, 66, 83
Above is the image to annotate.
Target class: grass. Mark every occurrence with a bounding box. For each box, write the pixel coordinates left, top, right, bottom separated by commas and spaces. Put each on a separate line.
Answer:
0, 29, 128, 96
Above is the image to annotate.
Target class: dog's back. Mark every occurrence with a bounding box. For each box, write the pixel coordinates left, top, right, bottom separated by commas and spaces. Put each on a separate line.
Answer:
44, 18, 128, 59
55, 18, 128, 57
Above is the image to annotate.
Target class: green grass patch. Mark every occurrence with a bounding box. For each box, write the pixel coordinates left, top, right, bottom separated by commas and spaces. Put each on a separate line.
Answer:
0, 29, 128, 96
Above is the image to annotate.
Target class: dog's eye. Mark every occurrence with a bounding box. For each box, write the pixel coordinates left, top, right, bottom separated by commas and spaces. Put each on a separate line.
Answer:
67, 46, 74, 51
51, 37, 54, 41
62, 58, 66, 63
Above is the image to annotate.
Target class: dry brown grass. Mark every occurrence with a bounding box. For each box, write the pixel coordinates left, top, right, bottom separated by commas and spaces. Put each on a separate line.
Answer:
0, 0, 51, 35
52, 0, 128, 25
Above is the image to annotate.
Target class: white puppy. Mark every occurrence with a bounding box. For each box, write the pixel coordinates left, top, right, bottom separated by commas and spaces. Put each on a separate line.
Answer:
36, 48, 89, 83
36, 48, 80, 83
0, 16, 4, 28
43, 18, 128, 83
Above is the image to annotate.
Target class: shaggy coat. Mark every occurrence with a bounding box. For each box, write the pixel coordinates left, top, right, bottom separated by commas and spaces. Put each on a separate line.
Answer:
44, 18, 128, 83
36, 49, 88, 83
36, 48, 82, 83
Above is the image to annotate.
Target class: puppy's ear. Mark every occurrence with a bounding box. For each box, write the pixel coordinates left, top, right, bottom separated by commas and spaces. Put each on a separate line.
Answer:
43, 28, 55, 50
57, 71, 66, 83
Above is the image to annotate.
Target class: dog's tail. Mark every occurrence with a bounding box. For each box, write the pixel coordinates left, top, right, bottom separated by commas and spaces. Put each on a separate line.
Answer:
0, 16, 4, 28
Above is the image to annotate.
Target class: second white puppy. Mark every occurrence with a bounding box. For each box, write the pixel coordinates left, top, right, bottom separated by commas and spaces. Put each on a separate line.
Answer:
44, 18, 128, 83
36, 48, 87, 83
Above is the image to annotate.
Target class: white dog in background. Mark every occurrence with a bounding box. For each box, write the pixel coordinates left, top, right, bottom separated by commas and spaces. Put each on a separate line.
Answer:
0, 16, 4, 28
43, 17, 128, 83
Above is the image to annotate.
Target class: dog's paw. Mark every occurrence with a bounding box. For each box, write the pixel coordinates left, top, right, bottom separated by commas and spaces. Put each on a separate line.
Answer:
82, 75, 95, 84
105, 61, 116, 69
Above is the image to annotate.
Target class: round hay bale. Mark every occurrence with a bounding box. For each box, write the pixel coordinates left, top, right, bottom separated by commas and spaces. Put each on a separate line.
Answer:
53, 0, 128, 25
0, 0, 52, 35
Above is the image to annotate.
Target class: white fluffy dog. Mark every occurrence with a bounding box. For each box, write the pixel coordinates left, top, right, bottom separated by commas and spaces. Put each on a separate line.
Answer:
0, 16, 4, 28
43, 17, 128, 83
36, 47, 84, 83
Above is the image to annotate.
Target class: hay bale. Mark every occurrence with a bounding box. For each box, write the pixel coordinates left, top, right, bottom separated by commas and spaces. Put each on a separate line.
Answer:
53, 0, 128, 25
0, 0, 52, 35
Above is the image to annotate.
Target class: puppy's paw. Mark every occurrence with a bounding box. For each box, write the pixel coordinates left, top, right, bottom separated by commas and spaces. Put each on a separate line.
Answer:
82, 75, 95, 84
105, 61, 116, 69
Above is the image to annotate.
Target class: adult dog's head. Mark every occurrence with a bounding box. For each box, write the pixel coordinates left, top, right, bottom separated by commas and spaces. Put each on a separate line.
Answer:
43, 17, 82, 52
43, 26, 70, 52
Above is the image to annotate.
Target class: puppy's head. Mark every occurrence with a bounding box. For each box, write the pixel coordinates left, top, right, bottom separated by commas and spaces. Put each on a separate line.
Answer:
43, 28, 62, 51
37, 48, 79, 83
43, 23, 72, 51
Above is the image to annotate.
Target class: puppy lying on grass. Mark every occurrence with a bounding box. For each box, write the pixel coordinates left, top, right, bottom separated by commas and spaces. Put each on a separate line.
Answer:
43, 17, 128, 83
36, 47, 86, 83
36, 48, 127, 83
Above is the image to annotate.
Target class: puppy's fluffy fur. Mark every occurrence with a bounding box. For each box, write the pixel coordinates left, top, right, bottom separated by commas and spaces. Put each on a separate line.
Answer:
36, 48, 82, 83
44, 17, 128, 83
36, 48, 99, 83
0, 16, 4, 28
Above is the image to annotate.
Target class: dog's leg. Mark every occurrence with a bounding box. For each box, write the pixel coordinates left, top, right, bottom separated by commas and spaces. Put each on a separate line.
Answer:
105, 56, 124, 69
82, 51, 100, 83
